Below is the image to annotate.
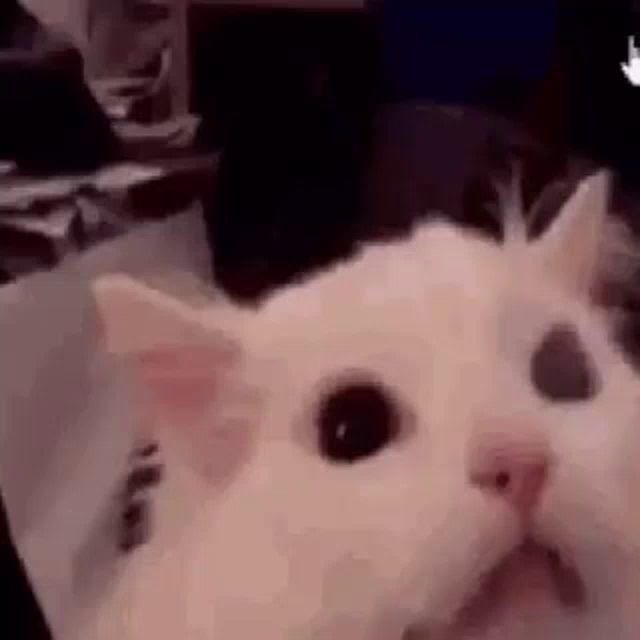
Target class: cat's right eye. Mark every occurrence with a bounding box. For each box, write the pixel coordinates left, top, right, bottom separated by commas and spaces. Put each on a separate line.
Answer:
317, 381, 400, 463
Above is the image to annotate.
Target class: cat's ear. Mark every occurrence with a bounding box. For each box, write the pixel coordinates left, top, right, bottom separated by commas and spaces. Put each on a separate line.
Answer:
532, 171, 611, 298
92, 275, 253, 481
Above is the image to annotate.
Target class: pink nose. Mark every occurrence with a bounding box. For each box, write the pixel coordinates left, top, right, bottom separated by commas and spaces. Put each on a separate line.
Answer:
468, 428, 551, 517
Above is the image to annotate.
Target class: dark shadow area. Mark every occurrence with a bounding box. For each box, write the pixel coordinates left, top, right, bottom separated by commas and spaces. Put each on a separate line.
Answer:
0, 0, 119, 175
0, 495, 51, 639
192, 6, 381, 301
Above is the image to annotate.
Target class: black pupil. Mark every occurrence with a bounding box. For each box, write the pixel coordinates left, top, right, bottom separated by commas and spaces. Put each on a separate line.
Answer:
318, 383, 396, 463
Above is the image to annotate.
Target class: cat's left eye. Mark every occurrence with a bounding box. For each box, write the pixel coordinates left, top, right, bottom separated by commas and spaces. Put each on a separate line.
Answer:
530, 324, 600, 402
317, 381, 400, 463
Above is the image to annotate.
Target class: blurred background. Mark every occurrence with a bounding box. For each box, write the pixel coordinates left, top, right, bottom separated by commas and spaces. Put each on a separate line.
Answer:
2, 1, 640, 292
3, 1, 640, 637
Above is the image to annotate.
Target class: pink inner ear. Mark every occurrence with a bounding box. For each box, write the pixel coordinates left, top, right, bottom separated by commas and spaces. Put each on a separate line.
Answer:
136, 344, 237, 426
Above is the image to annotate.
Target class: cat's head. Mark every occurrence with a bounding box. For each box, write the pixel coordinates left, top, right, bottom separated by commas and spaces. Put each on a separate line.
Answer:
94, 172, 640, 640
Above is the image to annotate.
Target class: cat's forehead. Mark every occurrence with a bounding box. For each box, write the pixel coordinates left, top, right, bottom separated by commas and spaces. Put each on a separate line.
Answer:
252, 222, 563, 356
241, 221, 631, 426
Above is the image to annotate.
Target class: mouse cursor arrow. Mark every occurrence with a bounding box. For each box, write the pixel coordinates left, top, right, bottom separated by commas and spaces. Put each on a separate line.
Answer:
622, 36, 640, 86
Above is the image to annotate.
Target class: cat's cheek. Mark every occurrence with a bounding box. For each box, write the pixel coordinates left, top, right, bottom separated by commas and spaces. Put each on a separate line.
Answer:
193, 417, 257, 487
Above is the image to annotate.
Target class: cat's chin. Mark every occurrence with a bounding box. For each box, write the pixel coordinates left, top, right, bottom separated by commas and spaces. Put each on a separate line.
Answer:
403, 537, 588, 640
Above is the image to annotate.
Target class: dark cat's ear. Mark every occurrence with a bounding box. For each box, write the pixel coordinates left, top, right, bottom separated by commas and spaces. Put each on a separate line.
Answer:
92, 275, 254, 482
531, 171, 610, 298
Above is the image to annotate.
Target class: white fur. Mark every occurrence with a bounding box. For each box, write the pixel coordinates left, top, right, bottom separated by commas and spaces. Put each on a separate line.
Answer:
85, 172, 640, 640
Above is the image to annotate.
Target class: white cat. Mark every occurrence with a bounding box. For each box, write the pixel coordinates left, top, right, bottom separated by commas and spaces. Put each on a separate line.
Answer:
85, 171, 640, 640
